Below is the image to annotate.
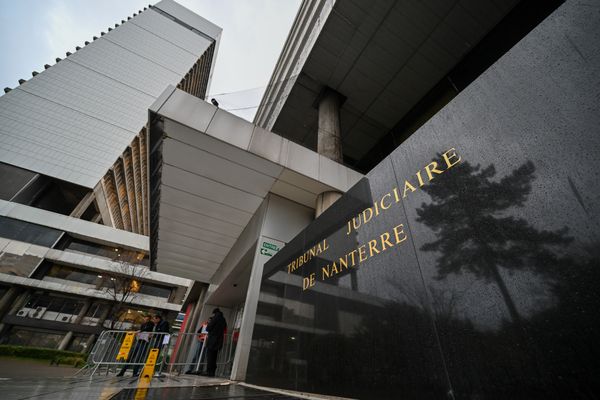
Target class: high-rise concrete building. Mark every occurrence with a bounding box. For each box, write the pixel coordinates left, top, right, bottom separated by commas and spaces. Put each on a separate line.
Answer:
0, 0, 220, 352
144, 1, 600, 398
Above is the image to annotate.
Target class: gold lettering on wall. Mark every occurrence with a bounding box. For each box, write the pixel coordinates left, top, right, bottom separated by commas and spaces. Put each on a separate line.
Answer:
345, 148, 462, 236
314, 223, 410, 289
294, 148, 463, 291
287, 239, 329, 274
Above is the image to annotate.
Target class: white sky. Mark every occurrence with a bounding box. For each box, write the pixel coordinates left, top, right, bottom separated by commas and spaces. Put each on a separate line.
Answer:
0, 0, 301, 120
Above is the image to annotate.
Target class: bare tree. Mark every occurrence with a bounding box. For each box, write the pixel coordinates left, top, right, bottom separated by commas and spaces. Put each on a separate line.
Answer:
101, 255, 149, 330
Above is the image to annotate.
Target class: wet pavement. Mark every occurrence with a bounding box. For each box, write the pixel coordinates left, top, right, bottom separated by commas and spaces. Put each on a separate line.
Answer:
0, 373, 233, 400
111, 384, 301, 399
0, 360, 346, 400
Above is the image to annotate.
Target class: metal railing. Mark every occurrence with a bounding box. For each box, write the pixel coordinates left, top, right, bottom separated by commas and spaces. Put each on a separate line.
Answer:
162, 332, 236, 376
84, 330, 170, 378
77, 330, 236, 379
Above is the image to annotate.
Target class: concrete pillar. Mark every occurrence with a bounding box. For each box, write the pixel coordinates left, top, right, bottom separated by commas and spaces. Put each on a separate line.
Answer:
56, 299, 92, 351
97, 303, 112, 329
317, 88, 344, 163
0, 289, 30, 337
74, 298, 92, 324
186, 294, 205, 335
315, 88, 345, 217
57, 331, 73, 350
85, 334, 96, 349
230, 237, 276, 381
0, 287, 22, 319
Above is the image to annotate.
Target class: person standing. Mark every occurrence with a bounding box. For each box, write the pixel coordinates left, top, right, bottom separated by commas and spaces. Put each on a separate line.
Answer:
116, 314, 154, 377
186, 319, 208, 374
152, 314, 170, 334
150, 314, 170, 376
205, 308, 227, 377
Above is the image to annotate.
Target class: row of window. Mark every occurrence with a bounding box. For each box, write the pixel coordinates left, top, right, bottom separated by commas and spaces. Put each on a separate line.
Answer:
0, 216, 149, 267
18, 292, 172, 328
57, 236, 149, 266
42, 264, 174, 300
0, 216, 62, 248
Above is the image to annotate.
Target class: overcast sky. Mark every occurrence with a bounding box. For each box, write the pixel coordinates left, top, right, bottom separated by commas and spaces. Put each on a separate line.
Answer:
0, 0, 300, 120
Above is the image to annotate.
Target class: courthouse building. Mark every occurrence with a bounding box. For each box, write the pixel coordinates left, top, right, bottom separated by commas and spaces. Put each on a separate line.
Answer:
149, 0, 600, 398
1, 0, 599, 398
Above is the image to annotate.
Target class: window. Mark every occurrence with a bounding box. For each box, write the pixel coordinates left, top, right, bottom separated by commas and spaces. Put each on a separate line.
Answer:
44, 264, 101, 287
7, 328, 64, 349
56, 235, 148, 265
0, 162, 37, 201
0, 216, 63, 247
138, 282, 173, 299
81, 302, 110, 326
20, 293, 83, 323
67, 335, 90, 353
104, 308, 154, 330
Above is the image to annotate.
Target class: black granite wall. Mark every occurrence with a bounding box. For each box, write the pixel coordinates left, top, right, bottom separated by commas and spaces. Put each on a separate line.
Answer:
247, 1, 600, 398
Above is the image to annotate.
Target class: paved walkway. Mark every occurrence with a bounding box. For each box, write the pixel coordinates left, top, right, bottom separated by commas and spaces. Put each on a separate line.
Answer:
0, 357, 351, 400
0, 356, 79, 378
0, 372, 229, 400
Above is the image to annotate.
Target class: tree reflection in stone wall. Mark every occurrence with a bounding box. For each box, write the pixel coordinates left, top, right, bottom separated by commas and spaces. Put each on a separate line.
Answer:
415, 159, 572, 324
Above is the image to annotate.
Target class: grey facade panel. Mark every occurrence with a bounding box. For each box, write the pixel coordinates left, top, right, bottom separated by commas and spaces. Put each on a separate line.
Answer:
154, 0, 222, 40
132, 8, 214, 56
105, 22, 198, 76
0, 90, 131, 185
68, 37, 182, 97
0, 6, 217, 189
19, 59, 154, 133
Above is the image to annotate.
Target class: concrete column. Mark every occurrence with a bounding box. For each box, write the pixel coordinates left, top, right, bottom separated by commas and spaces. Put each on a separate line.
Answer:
186, 294, 205, 334
84, 334, 96, 353
0, 289, 30, 337
57, 331, 73, 350
230, 237, 282, 381
0, 287, 22, 319
74, 298, 92, 324
97, 303, 112, 329
317, 88, 344, 163
56, 299, 92, 351
315, 88, 345, 217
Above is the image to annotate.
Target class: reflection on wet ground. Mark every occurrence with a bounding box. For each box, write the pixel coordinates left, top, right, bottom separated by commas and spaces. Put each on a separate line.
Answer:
112, 384, 301, 399
0, 374, 303, 400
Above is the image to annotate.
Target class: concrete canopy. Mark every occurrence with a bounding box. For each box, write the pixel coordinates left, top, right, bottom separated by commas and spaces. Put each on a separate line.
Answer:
148, 87, 362, 282
254, 0, 519, 165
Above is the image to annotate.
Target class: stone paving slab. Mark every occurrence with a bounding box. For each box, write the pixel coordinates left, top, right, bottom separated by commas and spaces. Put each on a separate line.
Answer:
0, 373, 228, 400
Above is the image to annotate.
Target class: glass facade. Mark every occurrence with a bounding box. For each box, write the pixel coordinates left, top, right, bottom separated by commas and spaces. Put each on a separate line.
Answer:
42, 263, 173, 300
44, 264, 100, 287
0, 161, 36, 201
80, 302, 110, 326
20, 293, 84, 323
67, 334, 90, 353
6, 328, 64, 349
0, 216, 63, 247
59, 236, 149, 266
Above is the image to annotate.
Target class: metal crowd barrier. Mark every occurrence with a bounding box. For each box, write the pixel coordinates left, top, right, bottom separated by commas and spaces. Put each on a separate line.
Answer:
78, 330, 236, 379
162, 332, 236, 376
86, 330, 171, 378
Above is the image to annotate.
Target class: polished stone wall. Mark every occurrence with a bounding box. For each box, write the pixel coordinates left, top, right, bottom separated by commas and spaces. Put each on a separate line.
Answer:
247, 1, 600, 398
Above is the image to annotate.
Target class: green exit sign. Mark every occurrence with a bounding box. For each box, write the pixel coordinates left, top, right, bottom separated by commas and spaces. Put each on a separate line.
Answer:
260, 241, 280, 257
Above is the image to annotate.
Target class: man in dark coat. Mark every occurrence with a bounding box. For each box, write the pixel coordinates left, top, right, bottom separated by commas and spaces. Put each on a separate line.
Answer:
116, 314, 154, 377
205, 308, 227, 377
152, 314, 170, 333
149, 314, 170, 376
